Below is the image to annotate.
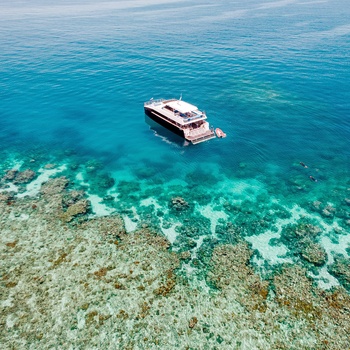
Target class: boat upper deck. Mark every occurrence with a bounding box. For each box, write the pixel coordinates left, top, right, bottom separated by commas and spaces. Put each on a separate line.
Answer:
144, 99, 207, 126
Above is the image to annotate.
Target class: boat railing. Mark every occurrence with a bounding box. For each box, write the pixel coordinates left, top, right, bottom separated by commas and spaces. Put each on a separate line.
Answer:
190, 129, 216, 144
144, 98, 165, 106
183, 114, 206, 123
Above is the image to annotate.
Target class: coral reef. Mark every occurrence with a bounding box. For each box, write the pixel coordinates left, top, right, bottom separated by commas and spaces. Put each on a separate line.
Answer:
281, 222, 322, 243
1, 169, 36, 185
0, 168, 350, 349
169, 196, 190, 212
13, 169, 36, 184
40, 177, 69, 196
60, 199, 90, 222
299, 239, 327, 266
328, 257, 350, 291
279, 221, 329, 267
2, 169, 17, 181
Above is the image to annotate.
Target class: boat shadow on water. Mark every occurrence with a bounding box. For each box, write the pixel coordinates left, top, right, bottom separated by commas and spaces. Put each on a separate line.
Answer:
144, 115, 190, 147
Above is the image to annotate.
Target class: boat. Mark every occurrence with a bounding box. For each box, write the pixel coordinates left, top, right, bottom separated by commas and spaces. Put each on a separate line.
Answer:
144, 98, 216, 144
215, 128, 226, 138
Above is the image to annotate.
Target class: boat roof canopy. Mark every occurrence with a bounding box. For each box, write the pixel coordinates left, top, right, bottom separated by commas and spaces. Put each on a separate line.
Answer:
166, 100, 198, 114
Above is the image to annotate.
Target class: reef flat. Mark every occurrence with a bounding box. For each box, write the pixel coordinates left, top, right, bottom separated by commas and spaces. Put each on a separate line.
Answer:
1, 158, 350, 349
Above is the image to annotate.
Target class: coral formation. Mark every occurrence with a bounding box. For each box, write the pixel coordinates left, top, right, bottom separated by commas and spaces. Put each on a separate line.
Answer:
13, 169, 36, 184
328, 257, 350, 291
299, 239, 327, 266
0, 165, 350, 349
1, 169, 36, 185
60, 199, 90, 222
170, 196, 190, 212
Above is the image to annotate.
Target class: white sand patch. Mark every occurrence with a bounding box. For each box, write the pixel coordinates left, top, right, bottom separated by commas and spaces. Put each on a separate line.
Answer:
17, 165, 67, 198
140, 197, 161, 210
320, 235, 350, 264
130, 206, 140, 219
6, 314, 17, 328
0, 182, 19, 193
1, 298, 13, 308
199, 204, 228, 235
8, 160, 24, 171
9, 212, 29, 220
289, 207, 350, 260
192, 236, 205, 257
246, 204, 305, 265
88, 194, 115, 217
289, 204, 309, 220
318, 219, 344, 235
122, 206, 140, 233
76, 310, 85, 330
160, 221, 180, 245
248, 203, 349, 288
106, 188, 119, 202
75, 172, 116, 217
161, 225, 178, 244
308, 266, 339, 290
75, 172, 89, 186
246, 230, 292, 265
182, 262, 195, 274
246, 204, 313, 265
123, 215, 138, 232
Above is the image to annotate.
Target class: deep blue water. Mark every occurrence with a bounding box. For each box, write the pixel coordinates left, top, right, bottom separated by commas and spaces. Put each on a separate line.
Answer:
1, 1, 349, 171
1, 0, 350, 269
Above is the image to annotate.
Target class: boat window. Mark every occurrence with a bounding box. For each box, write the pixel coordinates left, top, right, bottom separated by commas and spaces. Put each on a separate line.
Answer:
164, 105, 174, 112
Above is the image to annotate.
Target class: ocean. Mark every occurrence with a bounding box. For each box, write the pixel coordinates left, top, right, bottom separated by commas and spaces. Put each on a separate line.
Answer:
1, 0, 350, 348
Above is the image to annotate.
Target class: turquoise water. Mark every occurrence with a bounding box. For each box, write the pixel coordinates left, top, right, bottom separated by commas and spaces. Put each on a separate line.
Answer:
1, 0, 350, 285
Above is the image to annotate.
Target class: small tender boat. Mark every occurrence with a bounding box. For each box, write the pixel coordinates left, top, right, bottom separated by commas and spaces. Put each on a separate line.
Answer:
215, 128, 226, 138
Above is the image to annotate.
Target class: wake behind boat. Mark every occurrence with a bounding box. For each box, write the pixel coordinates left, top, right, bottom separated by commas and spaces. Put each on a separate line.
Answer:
144, 98, 216, 144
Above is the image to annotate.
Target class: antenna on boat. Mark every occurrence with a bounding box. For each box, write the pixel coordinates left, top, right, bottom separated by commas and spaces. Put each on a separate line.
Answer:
179, 93, 182, 101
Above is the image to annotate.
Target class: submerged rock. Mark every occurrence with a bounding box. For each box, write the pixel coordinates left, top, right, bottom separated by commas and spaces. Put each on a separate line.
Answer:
170, 196, 189, 211
321, 205, 336, 218
2, 169, 17, 181
44, 163, 56, 169
311, 200, 322, 210
299, 239, 327, 266
188, 316, 198, 328
13, 169, 36, 184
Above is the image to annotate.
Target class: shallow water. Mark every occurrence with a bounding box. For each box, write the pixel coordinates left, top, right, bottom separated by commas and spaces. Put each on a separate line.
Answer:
1, 0, 350, 260
1, 0, 350, 346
